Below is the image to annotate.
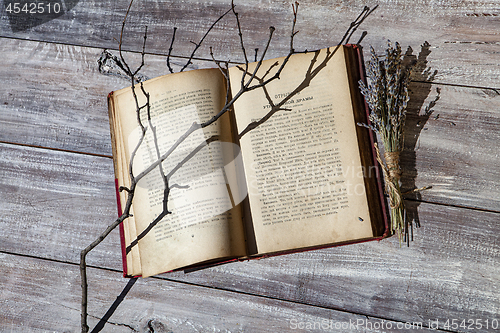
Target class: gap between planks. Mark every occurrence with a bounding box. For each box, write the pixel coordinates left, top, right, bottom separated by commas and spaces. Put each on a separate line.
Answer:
405, 197, 500, 215
1, 34, 500, 92
0, 140, 113, 159
0, 35, 236, 66
0, 249, 452, 332
2, 128, 499, 214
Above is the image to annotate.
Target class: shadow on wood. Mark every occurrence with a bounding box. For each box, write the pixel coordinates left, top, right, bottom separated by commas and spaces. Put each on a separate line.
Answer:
91, 277, 138, 333
3, 0, 80, 32
401, 41, 440, 243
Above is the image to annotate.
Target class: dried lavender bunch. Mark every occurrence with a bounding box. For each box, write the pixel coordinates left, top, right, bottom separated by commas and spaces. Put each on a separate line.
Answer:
359, 41, 412, 245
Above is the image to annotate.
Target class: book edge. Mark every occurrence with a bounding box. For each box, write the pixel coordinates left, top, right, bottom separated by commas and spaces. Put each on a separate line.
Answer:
108, 45, 390, 277
348, 44, 390, 238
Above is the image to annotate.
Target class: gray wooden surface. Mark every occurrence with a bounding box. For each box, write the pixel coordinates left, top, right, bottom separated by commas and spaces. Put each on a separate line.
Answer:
1, 1, 499, 332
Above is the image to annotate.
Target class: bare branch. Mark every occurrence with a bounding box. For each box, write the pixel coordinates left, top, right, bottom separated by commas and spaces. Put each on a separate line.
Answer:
82, 3, 377, 332
80, 191, 134, 332
167, 27, 177, 73
180, 7, 233, 72
128, 4, 377, 199
118, 0, 135, 77
133, 25, 148, 77
120, 16, 283, 256
237, 3, 376, 138
125, 135, 220, 252
290, 1, 299, 52
232, 0, 249, 66
241, 26, 276, 88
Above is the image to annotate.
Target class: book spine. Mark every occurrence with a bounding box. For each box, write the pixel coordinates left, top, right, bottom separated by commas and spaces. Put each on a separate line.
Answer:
352, 44, 390, 238
115, 178, 128, 277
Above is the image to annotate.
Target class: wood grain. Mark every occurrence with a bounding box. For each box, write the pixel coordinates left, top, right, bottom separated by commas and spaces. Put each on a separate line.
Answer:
2, 0, 500, 86
0, 252, 442, 332
0, 38, 499, 211
0, 142, 121, 269
0, 38, 215, 156
1, 0, 499, 331
0, 143, 499, 332
165, 202, 500, 331
0, 136, 498, 268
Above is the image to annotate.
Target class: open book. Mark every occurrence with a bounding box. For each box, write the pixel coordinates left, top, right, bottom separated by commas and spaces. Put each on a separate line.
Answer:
108, 45, 388, 278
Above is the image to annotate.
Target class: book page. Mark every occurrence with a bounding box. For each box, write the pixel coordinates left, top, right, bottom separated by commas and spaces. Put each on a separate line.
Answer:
111, 68, 246, 277
228, 47, 374, 254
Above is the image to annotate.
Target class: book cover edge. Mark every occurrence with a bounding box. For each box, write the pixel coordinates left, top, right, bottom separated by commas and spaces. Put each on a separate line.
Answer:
109, 45, 390, 277
349, 44, 391, 238
108, 91, 130, 277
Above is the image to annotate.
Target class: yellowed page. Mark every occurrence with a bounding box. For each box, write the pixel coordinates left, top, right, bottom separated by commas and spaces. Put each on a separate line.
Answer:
228, 47, 373, 254
112, 68, 246, 277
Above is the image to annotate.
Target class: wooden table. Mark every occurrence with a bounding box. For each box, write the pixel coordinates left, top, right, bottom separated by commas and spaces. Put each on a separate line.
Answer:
1, 1, 499, 332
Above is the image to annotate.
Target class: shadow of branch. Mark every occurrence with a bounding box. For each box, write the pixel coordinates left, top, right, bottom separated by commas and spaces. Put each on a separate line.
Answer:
91, 277, 138, 333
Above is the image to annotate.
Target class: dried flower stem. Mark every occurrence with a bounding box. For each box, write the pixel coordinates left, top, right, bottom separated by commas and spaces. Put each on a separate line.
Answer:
359, 41, 412, 245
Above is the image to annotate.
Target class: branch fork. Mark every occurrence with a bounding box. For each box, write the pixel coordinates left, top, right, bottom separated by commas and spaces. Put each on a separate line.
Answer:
80, 1, 377, 331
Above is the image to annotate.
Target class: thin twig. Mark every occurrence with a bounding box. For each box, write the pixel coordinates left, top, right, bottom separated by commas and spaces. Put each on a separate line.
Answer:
80, 1, 148, 331
125, 3, 377, 250
167, 27, 177, 73
180, 7, 233, 72
232, 1, 249, 67
118, 0, 135, 78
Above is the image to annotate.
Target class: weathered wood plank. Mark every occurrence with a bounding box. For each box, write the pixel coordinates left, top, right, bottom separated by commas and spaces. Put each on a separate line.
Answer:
401, 82, 500, 210
0, 143, 499, 332
1, 38, 499, 210
0, 38, 215, 156
0, 136, 498, 269
0, 142, 121, 269
2, 0, 500, 86
1, 1, 498, 332
0, 252, 441, 332
166, 202, 500, 332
